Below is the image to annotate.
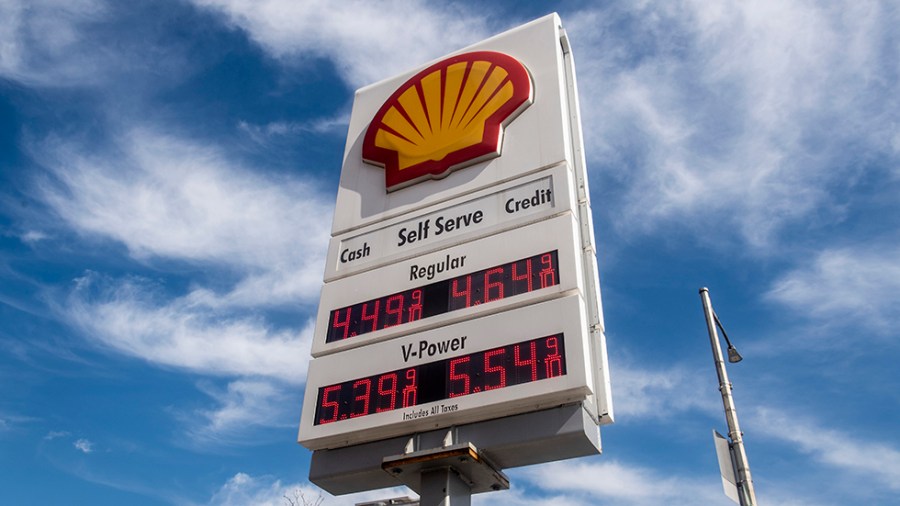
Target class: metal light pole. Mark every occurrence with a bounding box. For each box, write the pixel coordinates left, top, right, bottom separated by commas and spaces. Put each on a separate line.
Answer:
699, 288, 758, 506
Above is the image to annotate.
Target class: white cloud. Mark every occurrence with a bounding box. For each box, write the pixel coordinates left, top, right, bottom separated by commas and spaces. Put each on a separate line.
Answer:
27, 115, 331, 443
611, 362, 719, 420
754, 407, 900, 491
186, 378, 299, 445
208, 465, 823, 506
514, 459, 722, 506
568, 0, 899, 248
207, 473, 413, 506
36, 129, 331, 307
208, 473, 302, 506
0, 0, 204, 91
471, 488, 583, 506
19, 230, 49, 244
0, 0, 115, 86
766, 243, 900, 335
238, 115, 350, 145
0, 413, 39, 432
74, 437, 95, 453
190, 0, 492, 87
1, 0, 490, 94
44, 430, 71, 440
66, 272, 315, 383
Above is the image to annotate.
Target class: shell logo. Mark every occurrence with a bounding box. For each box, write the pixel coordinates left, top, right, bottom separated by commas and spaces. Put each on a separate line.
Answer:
362, 51, 533, 192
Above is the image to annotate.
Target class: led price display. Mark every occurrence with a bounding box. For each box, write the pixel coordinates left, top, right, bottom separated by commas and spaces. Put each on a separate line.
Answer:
314, 334, 566, 425
327, 251, 559, 343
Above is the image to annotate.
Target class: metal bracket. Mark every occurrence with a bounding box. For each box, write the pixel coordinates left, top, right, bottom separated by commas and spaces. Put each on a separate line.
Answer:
560, 29, 571, 54
382, 442, 509, 495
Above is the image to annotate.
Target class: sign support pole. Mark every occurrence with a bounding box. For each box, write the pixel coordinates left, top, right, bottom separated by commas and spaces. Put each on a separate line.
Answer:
420, 467, 471, 506
700, 288, 758, 506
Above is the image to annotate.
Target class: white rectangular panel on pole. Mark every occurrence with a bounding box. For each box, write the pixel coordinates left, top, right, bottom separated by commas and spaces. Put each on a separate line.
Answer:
313, 213, 584, 356
324, 163, 576, 282
299, 294, 592, 450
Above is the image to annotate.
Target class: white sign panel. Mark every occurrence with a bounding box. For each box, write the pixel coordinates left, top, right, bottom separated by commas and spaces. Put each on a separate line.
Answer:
331, 14, 573, 235
299, 294, 592, 450
298, 12, 613, 458
313, 213, 584, 357
713, 430, 741, 504
324, 163, 576, 282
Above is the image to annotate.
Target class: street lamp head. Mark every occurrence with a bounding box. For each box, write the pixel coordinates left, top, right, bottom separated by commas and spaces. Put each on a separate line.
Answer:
727, 345, 743, 363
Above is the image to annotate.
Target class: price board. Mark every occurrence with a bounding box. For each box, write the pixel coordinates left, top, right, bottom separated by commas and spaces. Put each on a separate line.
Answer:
312, 213, 583, 356
299, 294, 592, 450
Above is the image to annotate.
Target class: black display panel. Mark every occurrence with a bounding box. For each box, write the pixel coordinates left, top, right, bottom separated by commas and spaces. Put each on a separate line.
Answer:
314, 334, 566, 425
326, 251, 559, 343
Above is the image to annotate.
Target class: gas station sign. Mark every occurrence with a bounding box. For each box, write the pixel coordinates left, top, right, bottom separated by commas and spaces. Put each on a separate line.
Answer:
298, 14, 612, 496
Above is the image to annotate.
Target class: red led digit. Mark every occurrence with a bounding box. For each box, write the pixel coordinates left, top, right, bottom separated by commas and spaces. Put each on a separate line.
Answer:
544, 336, 563, 378
539, 253, 557, 288
384, 294, 404, 328
512, 258, 533, 293
360, 300, 380, 332
331, 307, 352, 340
319, 385, 341, 424
349, 378, 372, 418
408, 289, 423, 322
451, 275, 473, 308
514, 341, 538, 381
376, 373, 398, 412
483, 348, 507, 390
448, 356, 471, 397
545, 335, 559, 356
402, 368, 418, 407
484, 267, 505, 303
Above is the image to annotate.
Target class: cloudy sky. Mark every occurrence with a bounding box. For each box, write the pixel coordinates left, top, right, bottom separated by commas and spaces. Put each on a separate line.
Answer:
1, 0, 898, 505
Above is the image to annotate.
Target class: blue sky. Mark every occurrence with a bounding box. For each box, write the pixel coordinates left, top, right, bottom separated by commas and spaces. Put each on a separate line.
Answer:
1, 1, 898, 505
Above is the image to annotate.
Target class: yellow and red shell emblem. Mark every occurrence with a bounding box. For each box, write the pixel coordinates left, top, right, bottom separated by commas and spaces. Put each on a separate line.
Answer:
363, 51, 533, 191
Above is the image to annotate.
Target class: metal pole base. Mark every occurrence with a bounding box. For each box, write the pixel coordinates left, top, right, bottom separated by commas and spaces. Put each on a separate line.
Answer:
420, 467, 471, 506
